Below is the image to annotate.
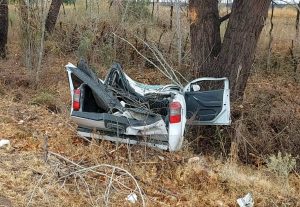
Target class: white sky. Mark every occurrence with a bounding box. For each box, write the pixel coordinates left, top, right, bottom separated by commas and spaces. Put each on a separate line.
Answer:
156, 0, 296, 3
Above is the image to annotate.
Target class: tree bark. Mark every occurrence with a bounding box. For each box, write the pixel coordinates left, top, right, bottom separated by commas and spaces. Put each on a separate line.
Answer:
189, 0, 221, 78
190, 0, 271, 101
45, 0, 63, 34
213, 0, 271, 101
0, 0, 8, 58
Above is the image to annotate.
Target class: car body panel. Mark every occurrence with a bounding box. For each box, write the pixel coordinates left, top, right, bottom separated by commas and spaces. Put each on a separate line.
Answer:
77, 131, 169, 150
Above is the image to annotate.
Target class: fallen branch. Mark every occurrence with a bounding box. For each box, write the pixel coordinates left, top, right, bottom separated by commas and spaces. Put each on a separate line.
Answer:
26, 174, 45, 207
49, 151, 146, 206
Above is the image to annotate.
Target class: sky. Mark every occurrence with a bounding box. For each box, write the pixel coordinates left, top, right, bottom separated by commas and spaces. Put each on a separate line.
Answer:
155, 0, 296, 3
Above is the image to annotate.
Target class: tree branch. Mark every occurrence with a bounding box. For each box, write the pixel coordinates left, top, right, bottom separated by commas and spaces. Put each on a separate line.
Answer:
219, 12, 231, 23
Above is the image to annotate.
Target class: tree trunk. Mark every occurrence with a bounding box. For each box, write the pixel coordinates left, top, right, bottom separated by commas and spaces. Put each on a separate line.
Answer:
0, 0, 8, 58
151, 1, 155, 19
170, 4, 173, 29
296, 1, 300, 38
45, 0, 63, 34
189, 0, 221, 78
213, 0, 271, 101
190, 0, 271, 101
267, 1, 274, 71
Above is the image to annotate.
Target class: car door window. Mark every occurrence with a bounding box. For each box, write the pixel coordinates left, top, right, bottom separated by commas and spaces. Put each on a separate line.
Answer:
184, 78, 230, 125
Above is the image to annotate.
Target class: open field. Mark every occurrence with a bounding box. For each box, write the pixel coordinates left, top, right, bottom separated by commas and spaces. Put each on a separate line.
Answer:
0, 1, 300, 206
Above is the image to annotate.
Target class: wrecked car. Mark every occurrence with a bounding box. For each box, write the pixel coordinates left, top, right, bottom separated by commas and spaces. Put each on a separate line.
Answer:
66, 61, 231, 151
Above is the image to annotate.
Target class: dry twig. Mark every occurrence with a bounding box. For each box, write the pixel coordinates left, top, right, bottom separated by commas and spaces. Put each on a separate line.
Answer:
48, 151, 146, 206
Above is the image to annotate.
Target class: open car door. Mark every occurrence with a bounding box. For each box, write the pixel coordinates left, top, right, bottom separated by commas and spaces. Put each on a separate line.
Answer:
183, 78, 231, 125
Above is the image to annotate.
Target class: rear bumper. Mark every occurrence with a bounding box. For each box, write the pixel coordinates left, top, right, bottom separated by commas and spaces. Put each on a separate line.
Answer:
77, 130, 169, 150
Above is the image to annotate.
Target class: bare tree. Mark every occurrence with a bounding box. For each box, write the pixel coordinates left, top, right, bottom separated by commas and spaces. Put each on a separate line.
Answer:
36, 0, 47, 84
296, 1, 300, 38
151, 0, 155, 19
291, 1, 300, 81
170, 2, 173, 29
190, 0, 271, 101
175, 0, 182, 65
267, 1, 275, 71
45, 0, 63, 34
19, 0, 47, 85
0, 0, 8, 58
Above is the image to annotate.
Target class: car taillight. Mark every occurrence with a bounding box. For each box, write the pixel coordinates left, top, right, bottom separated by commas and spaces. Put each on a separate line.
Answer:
73, 89, 81, 111
169, 101, 181, 124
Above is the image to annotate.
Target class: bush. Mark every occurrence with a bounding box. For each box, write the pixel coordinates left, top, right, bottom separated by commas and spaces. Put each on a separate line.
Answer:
267, 152, 297, 188
64, 0, 76, 5
77, 31, 93, 60
267, 152, 296, 178
124, 0, 151, 21
30, 91, 60, 113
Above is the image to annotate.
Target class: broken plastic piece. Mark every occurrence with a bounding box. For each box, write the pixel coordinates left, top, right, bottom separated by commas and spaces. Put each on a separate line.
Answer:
237, 193, 254, 207
126, 193, 137, 204
0, 139, 10, 148
192, 84, 201, 92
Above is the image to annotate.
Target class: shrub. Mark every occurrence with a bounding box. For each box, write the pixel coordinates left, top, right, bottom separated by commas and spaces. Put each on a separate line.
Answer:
64, 0, 76, 5
124, 0, 151, 21
77, 31, 93, 60
267, 152, 296, 177
267, 151, 297, 187
30, 91, 60, 113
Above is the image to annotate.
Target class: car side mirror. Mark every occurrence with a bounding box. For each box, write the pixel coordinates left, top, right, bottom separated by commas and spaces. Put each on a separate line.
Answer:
192, 84, 201, 92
